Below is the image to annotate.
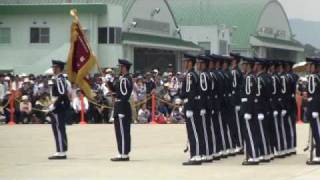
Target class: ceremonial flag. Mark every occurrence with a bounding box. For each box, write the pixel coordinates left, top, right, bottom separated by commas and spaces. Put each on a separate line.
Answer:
67, 9, 96, 99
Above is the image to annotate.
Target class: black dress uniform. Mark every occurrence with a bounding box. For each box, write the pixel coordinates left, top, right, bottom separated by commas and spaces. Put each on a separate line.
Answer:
180, 54, 203, 165
109, 59, 133, 161
230, 53, 244, 151
208, 54, 224, 159
240, 57, 260, 165
197, 55, 213, 162
286, 61, 299, 153
48, 60, 70, 160
254, 59, 271, 162
279, 61, 293, 156
269, 60, 285, 157
306, 57, 320, 165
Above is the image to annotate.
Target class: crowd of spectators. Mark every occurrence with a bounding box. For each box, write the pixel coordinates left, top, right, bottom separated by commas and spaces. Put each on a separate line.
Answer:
0, 64, 185, 125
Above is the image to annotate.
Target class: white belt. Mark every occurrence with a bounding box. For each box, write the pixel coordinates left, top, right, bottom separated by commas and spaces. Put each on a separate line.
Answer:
184, 99, 188, 103
194, 96, 200, 100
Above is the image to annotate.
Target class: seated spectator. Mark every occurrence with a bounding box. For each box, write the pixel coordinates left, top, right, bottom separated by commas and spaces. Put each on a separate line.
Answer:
137, 104, 150, 124
169, 98, 185, 124
34, 93, 51, 123
72, 90, 89, 123
19, 95, 33, 124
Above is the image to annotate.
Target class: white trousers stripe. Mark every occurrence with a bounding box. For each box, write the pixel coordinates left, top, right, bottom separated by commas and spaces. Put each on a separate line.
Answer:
53, 114, 63, 152
190, 114, 200, 156
258, 119, 268, 155
273, 114, 281, 151
201, 113, 209, 156
218, 112, 226, 150
235, 106, 243, 146
245, 118, 256, 158
281, 114, 288, 150
119, 115, 125, 155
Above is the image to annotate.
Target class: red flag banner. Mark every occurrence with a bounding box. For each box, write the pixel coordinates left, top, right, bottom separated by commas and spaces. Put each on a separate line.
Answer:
67, 11, 96, 99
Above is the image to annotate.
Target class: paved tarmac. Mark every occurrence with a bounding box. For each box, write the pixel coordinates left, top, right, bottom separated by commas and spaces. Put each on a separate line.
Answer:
0, 124, 319, 180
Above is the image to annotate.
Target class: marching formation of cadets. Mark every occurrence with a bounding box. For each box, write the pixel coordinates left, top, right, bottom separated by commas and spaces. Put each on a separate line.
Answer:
180, 53, 320, 166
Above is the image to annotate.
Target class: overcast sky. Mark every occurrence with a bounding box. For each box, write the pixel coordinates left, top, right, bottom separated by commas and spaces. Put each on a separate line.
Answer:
279, 0, 320, 21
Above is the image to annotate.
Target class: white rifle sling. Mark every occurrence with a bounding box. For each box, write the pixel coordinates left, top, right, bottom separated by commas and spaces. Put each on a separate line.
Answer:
57, 78, 65, 95
120, 78, 128, 96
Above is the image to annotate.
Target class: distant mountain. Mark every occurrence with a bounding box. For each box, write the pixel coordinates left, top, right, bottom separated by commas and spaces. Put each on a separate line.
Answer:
290, 19, 320, 49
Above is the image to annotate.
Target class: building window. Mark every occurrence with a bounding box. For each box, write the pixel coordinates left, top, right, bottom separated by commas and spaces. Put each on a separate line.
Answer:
0, 27, 11, 44
98, 27, 108, 44
30, 27, 49, 43
99, 27, 122, 44
198, 42, 211, 55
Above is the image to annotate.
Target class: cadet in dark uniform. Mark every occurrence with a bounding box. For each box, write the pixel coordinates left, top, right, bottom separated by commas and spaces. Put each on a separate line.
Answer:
279, 60, 292, 156
305, 57, 320, 165
230, 53, 244, 153
180, 54, 203, 165
268, 60, 286, 158
108, 59, 133, 161
197, 55, 213, 162
208, 54, 224, 160
241, 57, 260, 165
48, 60, 71, 160
253, 58, 271, 162
285, 60, 299, 154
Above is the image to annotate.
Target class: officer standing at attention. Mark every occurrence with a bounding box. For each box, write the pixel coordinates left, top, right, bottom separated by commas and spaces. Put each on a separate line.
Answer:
305, 57, 320, 165
241, 57, 260, 165
284, 60, 299, 155
253, 58, 271, 163
108, 59, 133, 162
268, 60, 285, 158
197, 55, 213, 162
230, 53, 244, 153
48, 60, 71, 160
180, 54, 203, 165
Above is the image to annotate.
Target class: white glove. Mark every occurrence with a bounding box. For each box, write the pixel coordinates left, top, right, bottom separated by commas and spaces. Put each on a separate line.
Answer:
258, 113, 264, 121
281, 110, 287, 116
211, 110, 215, 115
244, 113, 252, 120
186, 110, 193, 118
48, 104, 55, 112
118, 114, 125, 119
273, 111, 278, 117
312, 112, 319, 119
105, 74, 114, 82
200, 109, 206, 116
235, 106, 240, 111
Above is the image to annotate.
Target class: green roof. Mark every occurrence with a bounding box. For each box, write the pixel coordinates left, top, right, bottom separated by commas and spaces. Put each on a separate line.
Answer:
253, 36, 303, 48
0, 4, 107, 14
167, 0, 276, 50
122, 32, 201, 51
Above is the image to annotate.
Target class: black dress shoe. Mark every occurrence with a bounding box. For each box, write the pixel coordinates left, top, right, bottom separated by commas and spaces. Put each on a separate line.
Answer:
182, 160, 202, 166
260, 159, 271, 163
110, 157, 130, 162
221, 155, 228, 159
48, 155, 67, 160
306, 160, 320, 165
213, 156, 221, 161
242, 161, 259, 166
237, 150, 244, 155
290, 151, 297, 155
202, 159, 213, 163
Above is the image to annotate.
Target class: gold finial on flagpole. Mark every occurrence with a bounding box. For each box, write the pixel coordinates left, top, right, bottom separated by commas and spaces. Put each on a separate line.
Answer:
70, 9, 79, 22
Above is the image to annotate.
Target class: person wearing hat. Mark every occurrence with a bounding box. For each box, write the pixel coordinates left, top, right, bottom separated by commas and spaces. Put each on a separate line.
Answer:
107, 59, 133, 161
305, 57, 320, 165
278, 59, 294, 157
284, 60, 299, 155
252, 58, 272, 163
220, 55, 238, 156
180, 53, 203, 165
230, 53, 244, 154
240, 57, 260, 165
47, 60, 71, 160
197, 55, 213, 162
207, 54, 225, 160
268, 60, 286, 158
